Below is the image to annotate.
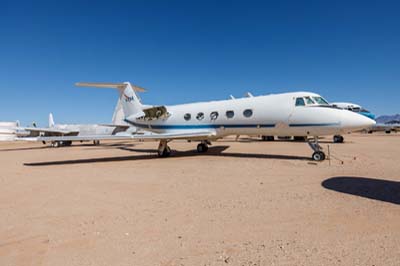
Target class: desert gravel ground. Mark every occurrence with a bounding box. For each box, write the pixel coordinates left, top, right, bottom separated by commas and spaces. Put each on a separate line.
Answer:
0, 134, 399, 266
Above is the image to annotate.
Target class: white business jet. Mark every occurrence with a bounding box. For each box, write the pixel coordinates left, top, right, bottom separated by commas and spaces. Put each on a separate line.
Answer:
25, 82, 376, 161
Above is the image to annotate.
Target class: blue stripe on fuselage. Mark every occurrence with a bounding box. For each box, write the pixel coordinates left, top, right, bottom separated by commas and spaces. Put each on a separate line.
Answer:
124, 119, 275, 129
289, 123, 340, 127
125, 119, 340, 130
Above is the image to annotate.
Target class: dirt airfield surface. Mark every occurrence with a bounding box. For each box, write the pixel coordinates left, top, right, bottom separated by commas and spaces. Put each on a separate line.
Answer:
0, 134, 399, 266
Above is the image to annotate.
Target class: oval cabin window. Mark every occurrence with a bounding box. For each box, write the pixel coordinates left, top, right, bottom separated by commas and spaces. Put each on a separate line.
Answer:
226, 110, 234, 119
210, 112, 219, 121
184, 113, 191, 121
243, 109, 253, 118
196, 112, 204, 120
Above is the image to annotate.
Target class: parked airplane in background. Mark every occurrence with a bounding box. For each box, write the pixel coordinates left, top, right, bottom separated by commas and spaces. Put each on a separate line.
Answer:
368, 121, 400, 134
329, 102, 376, 143
16, 99, 136, 147
23, 82, 375, 161
35, 112, 133, 147
0, 121, 21, 141
331, 102, 376, 120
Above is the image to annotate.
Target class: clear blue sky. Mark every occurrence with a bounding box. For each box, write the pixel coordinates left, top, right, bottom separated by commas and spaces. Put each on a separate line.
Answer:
1, 0, 399, 126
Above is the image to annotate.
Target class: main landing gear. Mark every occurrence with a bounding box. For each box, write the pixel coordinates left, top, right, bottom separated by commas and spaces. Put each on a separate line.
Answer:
197, 141, 210, 153
308, 137, 326, 161
157, 140, 211, 158
50, 141, 72, 148
157, 140, 171, 157
333, 135, 344, 143
261, 136, 275, 141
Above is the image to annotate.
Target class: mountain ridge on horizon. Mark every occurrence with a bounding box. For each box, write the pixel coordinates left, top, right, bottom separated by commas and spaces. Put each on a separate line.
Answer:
376, 114, 400, 124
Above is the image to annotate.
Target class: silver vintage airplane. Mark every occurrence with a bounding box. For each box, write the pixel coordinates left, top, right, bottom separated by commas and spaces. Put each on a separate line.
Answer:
17, 98, 136, 147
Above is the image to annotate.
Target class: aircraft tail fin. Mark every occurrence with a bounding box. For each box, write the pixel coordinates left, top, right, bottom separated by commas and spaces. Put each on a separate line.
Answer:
49, 113, 55, 128
111, 98, 129, 125
76, 82, 145, 117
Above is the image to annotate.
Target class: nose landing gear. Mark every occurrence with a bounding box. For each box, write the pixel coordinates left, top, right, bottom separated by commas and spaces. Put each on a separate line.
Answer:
308, 137, 326, 161
312, 151, 326, 161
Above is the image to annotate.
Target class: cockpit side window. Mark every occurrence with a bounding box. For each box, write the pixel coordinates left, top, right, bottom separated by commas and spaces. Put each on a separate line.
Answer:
312, 97, 329, 105
295, 97, 306, 106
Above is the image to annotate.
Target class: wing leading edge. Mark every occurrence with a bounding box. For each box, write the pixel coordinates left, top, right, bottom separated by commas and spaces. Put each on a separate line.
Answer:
18, 130, 216, 142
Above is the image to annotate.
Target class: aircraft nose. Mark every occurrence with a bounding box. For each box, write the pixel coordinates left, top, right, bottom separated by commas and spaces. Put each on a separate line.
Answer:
340, 110, 376, 132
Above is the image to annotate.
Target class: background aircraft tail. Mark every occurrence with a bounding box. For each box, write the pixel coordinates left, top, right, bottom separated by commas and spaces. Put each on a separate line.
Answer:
49, 113, 55, 128
76, 82, 145, 118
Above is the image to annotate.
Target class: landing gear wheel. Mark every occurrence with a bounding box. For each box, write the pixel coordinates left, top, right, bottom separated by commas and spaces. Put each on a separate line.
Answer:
157, 140, 171, 158
293, 136, 307, 142
333, 135, 344, 143
262, 136, 275, 141
197, 143, 209, 153
158, 146, 171, 157
93, 140, 100, 145
64, 141, 72, 146
312, 151, 326, 161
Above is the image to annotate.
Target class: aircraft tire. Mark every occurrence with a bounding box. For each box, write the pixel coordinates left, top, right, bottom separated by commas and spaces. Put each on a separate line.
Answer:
312, 151, 326, 161
333, 135, 344, 143
197, 143, 208, 153
158, 146, 171, 157
65, 141, 72, 146
293, 136, 307, 142
262, 136, 275, 141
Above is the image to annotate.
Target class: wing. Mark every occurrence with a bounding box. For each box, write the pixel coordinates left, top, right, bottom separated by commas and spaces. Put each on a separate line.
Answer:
18, 130, 216, 142
19, 127, 80, 136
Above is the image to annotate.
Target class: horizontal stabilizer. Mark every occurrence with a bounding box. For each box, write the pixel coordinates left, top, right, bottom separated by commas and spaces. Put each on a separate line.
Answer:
19, 127, 79, 136
76, 82, 146, 92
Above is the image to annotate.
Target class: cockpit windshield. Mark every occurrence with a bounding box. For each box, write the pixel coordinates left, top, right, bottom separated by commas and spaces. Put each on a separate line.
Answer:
312, 96, 329, 105
304, 97, 315, 105
295, 95, 330, 107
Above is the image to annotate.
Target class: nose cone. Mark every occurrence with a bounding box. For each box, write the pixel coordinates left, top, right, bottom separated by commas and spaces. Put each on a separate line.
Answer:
340, 110, 376, 132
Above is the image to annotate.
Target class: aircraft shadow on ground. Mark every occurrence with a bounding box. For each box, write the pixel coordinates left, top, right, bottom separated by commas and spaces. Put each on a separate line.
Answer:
24, 145, 310, 166
0, 142, 136, 152
219, 139, 339, 144
0, 146, 50, 152
322, 176, 400, 205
